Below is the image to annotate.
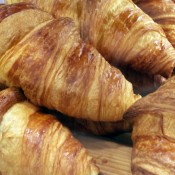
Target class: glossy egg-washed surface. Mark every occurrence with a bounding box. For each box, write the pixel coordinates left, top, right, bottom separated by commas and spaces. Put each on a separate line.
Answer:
124, 76, 175, 175
0, 4, 140, 122
7, 0, 175, 78
134, 0, 175, 48
0, 88, 99, 175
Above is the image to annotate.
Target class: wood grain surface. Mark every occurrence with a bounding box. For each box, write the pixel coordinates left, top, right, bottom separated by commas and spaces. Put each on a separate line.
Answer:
75, 133, 132, 175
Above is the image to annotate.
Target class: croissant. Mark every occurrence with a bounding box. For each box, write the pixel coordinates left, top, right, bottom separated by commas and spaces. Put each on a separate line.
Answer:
7, 0, 175, 78
0, 3, 140, 122
134, 0, 175, 48
0, 88, 99, 175
124, 76, 175, 175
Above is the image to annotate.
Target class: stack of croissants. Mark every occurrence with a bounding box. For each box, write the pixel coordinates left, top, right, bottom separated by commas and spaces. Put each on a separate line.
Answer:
0, 0, 175, 174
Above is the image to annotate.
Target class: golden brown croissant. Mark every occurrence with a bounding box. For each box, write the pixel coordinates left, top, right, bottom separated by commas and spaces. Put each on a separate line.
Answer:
7, 0, 175, 77
124, 76, 175, 175
0, 3, 140, 122
0, 88, 99, 175
134, 0, 175, 48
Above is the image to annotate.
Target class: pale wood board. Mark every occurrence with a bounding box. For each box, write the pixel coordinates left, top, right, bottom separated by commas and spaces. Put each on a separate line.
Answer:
75, 133, 132, 175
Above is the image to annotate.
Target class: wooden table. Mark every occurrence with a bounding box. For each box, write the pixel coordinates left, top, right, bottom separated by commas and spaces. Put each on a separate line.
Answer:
75, 133, 132, 175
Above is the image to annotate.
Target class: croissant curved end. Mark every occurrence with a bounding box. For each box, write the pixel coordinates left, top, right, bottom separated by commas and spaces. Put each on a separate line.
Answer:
0, 88, 99, 175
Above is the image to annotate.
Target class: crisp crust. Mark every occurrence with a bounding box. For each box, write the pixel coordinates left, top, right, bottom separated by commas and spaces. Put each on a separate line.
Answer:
132, 136, 175, 175
0, 2, 36, 22
134, 0, 175, 47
